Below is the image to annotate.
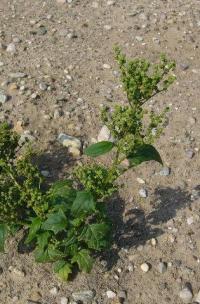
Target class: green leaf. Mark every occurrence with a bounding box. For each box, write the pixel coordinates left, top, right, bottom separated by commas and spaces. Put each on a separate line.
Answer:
53, 260, 72, 281
72, 249, 93, 272
42, 209, 67, 234
49, 180, 76, 205
0, 224, 7, 252
80, 223, 110, 250
84, 141, 114, 157
71, 191, 96, 217
26, 217, 42, 243
37, 231, 51, 249
35, 245, 64, 263
128, 144, 163, 167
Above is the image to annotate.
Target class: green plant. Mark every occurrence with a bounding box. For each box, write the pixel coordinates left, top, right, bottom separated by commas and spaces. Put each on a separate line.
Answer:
80, 48, 176, 196
0, 48, 176, 281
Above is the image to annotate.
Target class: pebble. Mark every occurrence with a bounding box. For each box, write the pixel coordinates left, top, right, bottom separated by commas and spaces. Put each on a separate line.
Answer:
39, 82, 48, 91
58, 133, 81, 150
118, 291, 127, 300
157, 262, 167, 274
139, 188, 148, 198
97, 125, 113, 142
56, 0, 67, 3
107, 0, 115, 5
106, 290, 116, 299
151, 238, 157, 246
185, 149, 194, 159
50, 287, 58, 296
72, 290, 95, 303
41, 170, 51, 178
6, 43, 16, 53
179, 286, 193, 303
140, 263, 150, 272
60, 297, 68, 304
195, 290, 200, 303
136, 177, 145, 184
103, 63, 111, 69
135, 36, 144, 42
0, 89, 8, 104
187, 217, 194, 225
159, 167, 171, 176
180, 63, 190, 71
9, 72, 27, 79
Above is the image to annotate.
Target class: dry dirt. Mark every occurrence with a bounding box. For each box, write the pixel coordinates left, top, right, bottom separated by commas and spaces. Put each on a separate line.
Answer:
0, 0, 200, 303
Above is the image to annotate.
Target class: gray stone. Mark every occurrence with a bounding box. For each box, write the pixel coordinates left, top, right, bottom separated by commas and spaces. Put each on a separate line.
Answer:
6, 43, 16, 53
185, 149, 194, 159
97, 125, 113, 142
179, 286, 193, 303
180, 63, 190, 71
72, 290, 95, 303
159, 167, 171, 176
0, 90, 8, 104
9, 72, 27, 79
58, 133, 81, 149
60, 297, 68, 304
157, 262, 167, 274
139, 188, 148, 198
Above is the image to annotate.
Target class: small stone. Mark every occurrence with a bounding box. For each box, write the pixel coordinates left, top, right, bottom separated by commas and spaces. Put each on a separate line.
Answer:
6, 43, 16, 53
103, 63, 111, 69
41, 170, 51, 177
107, 0, 115, 5
0, 89, 8, 104
9, 266, 25, 278
106, 290, 116, 299
37, 26, 47, 35
39, 82, 48, 91
60, 297, 68, 304
68, 146, 81, 157
195, 290, 200, 303
180, 63, 189, 71
72, 290, 95, 303
104, 25, 112, 30
9, 72, 27, 79
58, 133, 81, 151
140, 263, 150, 272
135, 36, 144, 42
157, 262, 167, 274
56, 0, 67, 3
136, 177, 145, 184
139, 188, 148, 198
127, 264, 134, 272
151, 238, 157, 246
50, 287, 58, 296
185, 149, 194, 159
179, 286, 193, 303
159, 167, 171, 176
97, 125, 113, 142
187, 217, 194, 225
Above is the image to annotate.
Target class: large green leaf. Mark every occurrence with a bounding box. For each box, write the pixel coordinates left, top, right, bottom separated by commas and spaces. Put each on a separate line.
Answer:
71, 191, 96, 217
35, 245, 64, 263
80, 223, 110, 250
42, 209, 67, 234
37, 231, 51, 249
26, 218, 42, 243
0, 224, 7, 252
53, 260, 72, 281
84, 141, 114, 157
49, 180, 76, 204
128, 144, 163, 167
71, 249, 93, 272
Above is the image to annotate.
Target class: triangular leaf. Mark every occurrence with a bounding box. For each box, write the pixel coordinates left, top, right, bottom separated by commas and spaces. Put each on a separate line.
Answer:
35, 245, 64, 263
71, 191, 96, 217
128, 144, 162, 167
49, 180, 76, 205
26, 217, 42, 243
42, 209, 67, 234
0, 224, 7, 252
71, 249, 93, 272
53, 260, 72, 281
84, 141, 114, 157
80, 223, 110, 251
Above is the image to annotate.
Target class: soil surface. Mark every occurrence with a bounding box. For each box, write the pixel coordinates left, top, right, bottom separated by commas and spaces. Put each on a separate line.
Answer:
0, 0, 200, 303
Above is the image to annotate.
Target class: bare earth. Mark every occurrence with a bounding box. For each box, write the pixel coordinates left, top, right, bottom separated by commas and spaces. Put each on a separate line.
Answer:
0, 0, 200, 303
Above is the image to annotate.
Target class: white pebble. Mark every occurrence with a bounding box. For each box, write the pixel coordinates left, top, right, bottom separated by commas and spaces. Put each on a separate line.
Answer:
106, 290, 116, 299
140, 263, 150, 273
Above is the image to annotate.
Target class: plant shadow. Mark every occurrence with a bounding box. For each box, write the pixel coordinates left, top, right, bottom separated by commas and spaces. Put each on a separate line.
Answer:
103, 185, 198, 270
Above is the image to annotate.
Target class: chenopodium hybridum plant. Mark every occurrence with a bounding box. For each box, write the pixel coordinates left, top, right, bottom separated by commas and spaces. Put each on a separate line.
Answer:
0, 48, 176, 281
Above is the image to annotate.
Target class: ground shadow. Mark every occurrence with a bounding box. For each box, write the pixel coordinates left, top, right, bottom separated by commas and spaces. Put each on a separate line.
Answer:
103, 186, 196, 270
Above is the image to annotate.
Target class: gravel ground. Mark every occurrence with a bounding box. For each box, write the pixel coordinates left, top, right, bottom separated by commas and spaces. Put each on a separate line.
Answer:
0, 0, 200, 303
